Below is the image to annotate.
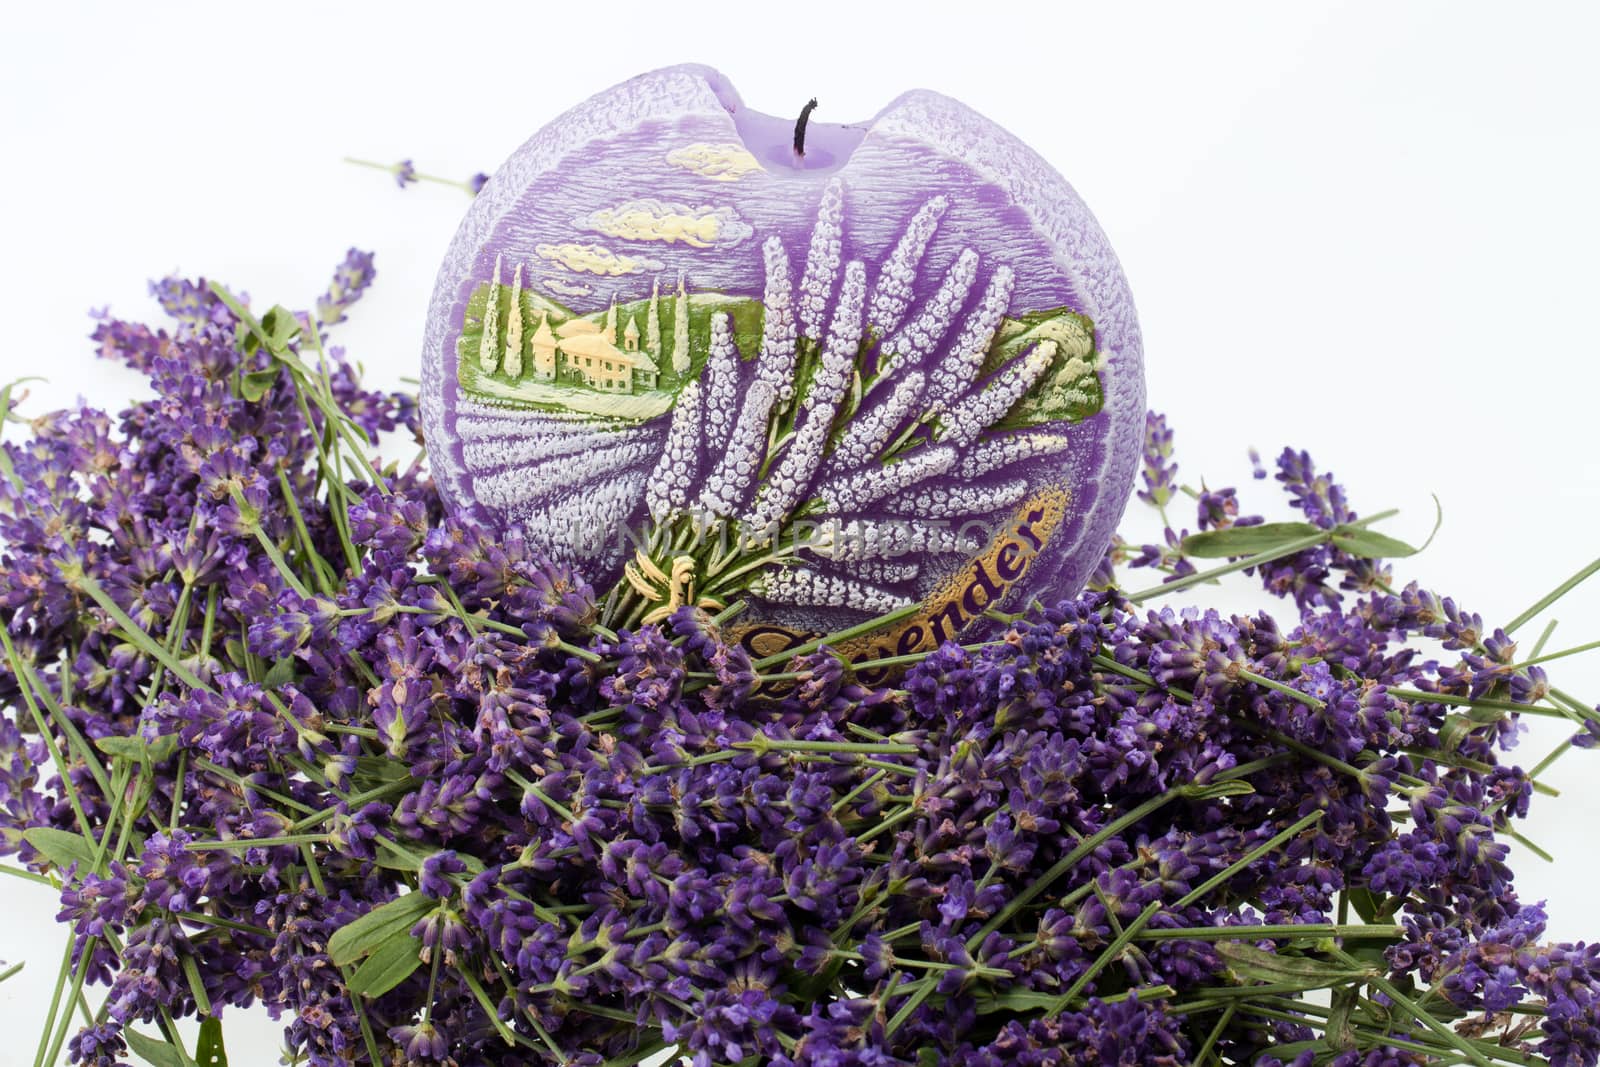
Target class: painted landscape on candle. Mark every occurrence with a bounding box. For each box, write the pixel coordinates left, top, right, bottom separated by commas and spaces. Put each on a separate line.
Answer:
453, 260, 1103, 427
422, 65, 1148, 644
447, 183, 1107, 640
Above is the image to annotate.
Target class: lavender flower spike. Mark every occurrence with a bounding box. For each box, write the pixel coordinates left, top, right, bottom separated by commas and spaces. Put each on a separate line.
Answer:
827, 371, 925, 478
797, 178, 845, 342
697, 381, 776, 519
883, 477, 1028, 519
702, 313, 740, 455
316, 248, 377, 326
749, 565, 911, 614
645, 379, 703, 522
754, 236, 798, 401
880, 248, 979, 373
938, 341, 1057, 448
803, 259, 867, 415
958, 430, 1073, 479
845, 559, 920, 584
743, 262, 868, 540
867, 195, 949, 336
813, 515, 986, 561
816, 445, 956, 514
927, 265, 1016, 412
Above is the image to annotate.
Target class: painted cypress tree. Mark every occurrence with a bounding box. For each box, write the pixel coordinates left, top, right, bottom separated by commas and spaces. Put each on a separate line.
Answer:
646, 276, 662, 360
503, 261, 524, 378
672, 270, 691, 377
478, 253, 503, 374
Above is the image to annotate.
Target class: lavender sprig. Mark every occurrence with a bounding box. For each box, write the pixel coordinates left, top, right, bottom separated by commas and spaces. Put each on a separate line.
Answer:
343, 156, 488, 196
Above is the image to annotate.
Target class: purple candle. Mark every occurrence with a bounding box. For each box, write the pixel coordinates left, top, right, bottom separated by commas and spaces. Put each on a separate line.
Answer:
420, 64, 1144, 657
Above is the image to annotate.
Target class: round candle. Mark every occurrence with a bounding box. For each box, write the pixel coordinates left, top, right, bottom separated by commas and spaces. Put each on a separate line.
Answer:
420, 64, 1144, 655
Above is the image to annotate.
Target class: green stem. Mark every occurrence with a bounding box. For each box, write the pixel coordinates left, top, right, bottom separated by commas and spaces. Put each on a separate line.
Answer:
342, 156, 480, 194
752, 603, 922, 670
1, 627, 111, 796
1236, 666, 1324, 709
1048, 810, 1324, 1014
741, 737, 919, 756
1134, 922, 1403, 942
185, 833, 334, 850
1193, 1002, 1236, 1066
966, 781, 1248, 951
1359, 964, 1494, 1067
1504, 637, 1600, 672
41, 935, 97, 1067
72, 575, 210, 692
1126, 528, 1335, 603
1504, 554, 1600, 634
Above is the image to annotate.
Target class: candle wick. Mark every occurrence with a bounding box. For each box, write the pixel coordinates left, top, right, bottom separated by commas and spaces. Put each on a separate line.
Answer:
793, 98, 819, 158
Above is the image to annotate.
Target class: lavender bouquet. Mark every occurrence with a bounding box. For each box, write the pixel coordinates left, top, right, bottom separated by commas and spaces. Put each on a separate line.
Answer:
3, 253, 1599, 1067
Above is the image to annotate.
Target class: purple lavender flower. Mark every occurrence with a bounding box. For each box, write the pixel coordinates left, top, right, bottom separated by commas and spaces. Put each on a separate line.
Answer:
315, 247, 376, 326
9, 265, 1600, 1067
1137, 411, 1178, 510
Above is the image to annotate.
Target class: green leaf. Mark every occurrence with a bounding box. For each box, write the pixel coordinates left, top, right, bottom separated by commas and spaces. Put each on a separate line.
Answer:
1180, 522, 1322, 559
125, 1027, 196, 1067
1216, 941, 1372, 984
373, 838, 425, 872
1346, 941, 1395, 972
327, 892, 434, 967
260, 305, 302, 349
1330, 527, 1421, 559
1327, 985, 1359, 1051
1347, 886, 1386, 924
1264, 1040, 1329, 1061
238, 369, 280, 403
355, 755, 412, 783
195, 1016, 228, 1067
261, 656, 297, 689
94, 733, 179, 764
1191, 780, 1256, 801
348, 932, 424, 998
22, 826, 97, 871
373, 836, 483, 876
1440, 713, 1479, 752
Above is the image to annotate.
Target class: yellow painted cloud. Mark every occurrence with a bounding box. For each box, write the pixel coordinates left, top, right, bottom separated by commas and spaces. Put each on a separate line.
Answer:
534, 242, 664, 276
543, 277, 593, 298
666, 142, 764, 182
574, 199, 753, 250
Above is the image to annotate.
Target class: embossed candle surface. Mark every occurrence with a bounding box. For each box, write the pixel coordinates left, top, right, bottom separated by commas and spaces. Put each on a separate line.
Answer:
421, 64, 1144, 655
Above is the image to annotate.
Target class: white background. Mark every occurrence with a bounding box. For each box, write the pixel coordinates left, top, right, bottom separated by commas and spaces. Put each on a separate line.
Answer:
2, 2, 1597, 1061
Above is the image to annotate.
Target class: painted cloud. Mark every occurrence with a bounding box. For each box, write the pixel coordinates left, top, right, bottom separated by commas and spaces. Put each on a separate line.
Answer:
573, 199, 753, 250
535, 242, 665, 276
665, 142, 764, 182
543, 277, 593, 298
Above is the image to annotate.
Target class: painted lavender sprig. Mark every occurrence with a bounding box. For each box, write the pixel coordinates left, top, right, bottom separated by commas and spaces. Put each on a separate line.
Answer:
624, 184, 1085, 621
816, 444, 958, 515
927, 265, 1017, 412
645, 379, 703, 522
797, 177, 845, 342
701, 314, 740, 454
743, 262, 868, 539
754, 236, 798, 402
866, 195, 948, 336
697, 380, 777, 520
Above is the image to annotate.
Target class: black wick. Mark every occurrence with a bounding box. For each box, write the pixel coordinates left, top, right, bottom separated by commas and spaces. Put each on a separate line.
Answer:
794, 98, 819, 157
